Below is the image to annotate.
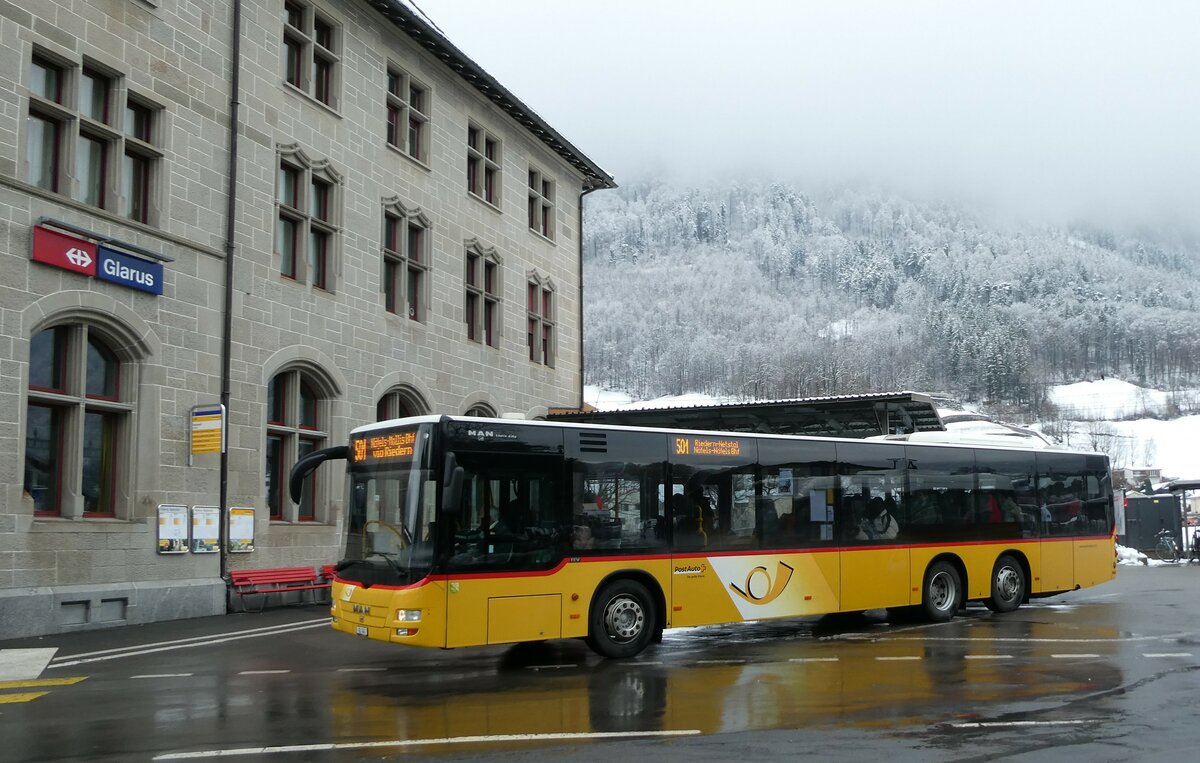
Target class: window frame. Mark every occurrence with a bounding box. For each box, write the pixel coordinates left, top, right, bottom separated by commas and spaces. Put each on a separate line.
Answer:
527, 166, 556, 241
275, 145, 341, 291
526, 274, 556, 367
281, 0, 342, 110
464, 241, 502, 347
24, 50, 163, 224
264, 367, 331, 522
466, 122, 501, 208
381, 199, 431, 321
24, 323, 136, 519
385, 64, 430, 164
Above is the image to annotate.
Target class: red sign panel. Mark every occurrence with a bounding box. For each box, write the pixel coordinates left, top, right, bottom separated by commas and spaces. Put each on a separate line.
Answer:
31, 226, 97, 276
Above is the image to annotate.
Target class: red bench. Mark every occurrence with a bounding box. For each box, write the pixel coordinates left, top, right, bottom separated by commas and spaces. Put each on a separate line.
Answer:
228, 566, 330, 612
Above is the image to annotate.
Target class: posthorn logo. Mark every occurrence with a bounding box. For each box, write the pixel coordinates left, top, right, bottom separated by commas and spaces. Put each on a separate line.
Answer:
65, 247, 92, 268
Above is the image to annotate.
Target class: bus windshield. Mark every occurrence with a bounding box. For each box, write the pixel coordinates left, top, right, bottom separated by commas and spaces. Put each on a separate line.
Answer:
340, 423, 437, 586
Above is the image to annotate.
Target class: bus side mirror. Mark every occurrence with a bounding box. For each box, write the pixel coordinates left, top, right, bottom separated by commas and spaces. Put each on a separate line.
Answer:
289, 445, 348, 505
442, 453, 463, 514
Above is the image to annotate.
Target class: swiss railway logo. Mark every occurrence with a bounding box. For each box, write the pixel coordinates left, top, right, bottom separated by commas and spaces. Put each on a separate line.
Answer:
32, 226, 97, 276
65, 247, 92, 268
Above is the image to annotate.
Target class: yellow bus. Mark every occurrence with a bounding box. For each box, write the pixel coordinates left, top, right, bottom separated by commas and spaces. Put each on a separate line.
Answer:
290, 416, 1116, 658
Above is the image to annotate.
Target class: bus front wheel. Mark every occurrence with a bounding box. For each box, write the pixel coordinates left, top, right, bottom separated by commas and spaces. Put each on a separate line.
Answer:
984, 554, 1026, 613
921, 561, 961, 623
587, 579, 656, 658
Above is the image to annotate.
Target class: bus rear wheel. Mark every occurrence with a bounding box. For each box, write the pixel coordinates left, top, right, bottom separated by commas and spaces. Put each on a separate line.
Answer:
984, 554, 1026, 613
921, 561, 961, 623
587, 579, 656, 658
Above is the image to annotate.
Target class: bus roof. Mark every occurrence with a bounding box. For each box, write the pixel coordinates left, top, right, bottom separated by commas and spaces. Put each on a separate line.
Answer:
350, 415, 1105, 459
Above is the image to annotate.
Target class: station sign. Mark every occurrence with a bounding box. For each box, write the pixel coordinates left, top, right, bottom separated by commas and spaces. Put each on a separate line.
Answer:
32, 226, 97, 276
97, 245, 163, 294
30, 224, 163, 296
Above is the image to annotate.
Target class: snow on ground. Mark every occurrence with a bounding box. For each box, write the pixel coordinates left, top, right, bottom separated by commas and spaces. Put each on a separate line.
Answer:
1117, 544, 1156, 566
1049, 378, 1171, 419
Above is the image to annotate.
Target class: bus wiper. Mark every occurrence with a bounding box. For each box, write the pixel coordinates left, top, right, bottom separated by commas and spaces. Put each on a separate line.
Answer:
366, 550, 405, 576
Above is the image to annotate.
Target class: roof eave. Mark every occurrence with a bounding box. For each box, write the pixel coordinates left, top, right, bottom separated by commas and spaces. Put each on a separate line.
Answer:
366, 0, 616, 190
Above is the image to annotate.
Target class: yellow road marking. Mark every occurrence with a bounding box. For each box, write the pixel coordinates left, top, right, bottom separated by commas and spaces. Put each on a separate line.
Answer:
0, 692, 49, 704
0, 676, 88, 689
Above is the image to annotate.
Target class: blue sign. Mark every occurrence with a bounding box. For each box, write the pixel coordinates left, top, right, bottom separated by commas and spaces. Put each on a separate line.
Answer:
97, 245, 163, 295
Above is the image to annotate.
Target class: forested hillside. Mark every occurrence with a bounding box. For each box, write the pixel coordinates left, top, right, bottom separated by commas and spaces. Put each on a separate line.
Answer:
582, 180, 1200, 413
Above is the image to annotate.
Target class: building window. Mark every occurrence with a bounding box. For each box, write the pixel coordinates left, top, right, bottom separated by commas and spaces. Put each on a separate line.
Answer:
24, 324, 135, 518
386, 66, 429, 163
265, 368, 330, 521
376, 386, 428, 422
464, 243, 501, 347
465, 404, 496, 417
527, 168, 555, 240
466, 122, 500, 206
276, 146, 341, 290
283, 0, 341, 109
381, 201, 430, 321
527, 277, 555, 366
25, 51, 162, 223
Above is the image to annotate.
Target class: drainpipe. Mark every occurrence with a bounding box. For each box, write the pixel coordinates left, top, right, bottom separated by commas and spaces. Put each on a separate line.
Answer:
577, 184, 600, 410
219, 0, 244, 580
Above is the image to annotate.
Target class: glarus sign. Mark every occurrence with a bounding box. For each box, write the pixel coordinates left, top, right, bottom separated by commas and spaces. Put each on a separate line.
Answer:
30, 224, 164, 296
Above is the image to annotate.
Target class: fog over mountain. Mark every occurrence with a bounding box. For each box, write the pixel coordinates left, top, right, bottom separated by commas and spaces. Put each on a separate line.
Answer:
582, 178, 1200, 416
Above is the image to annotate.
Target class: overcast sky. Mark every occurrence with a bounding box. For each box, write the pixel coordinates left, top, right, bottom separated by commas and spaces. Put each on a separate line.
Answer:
413, 0, 1200, 228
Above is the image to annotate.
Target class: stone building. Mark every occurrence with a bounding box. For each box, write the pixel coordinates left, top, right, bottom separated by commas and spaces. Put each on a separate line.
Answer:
0, 0, 613, 639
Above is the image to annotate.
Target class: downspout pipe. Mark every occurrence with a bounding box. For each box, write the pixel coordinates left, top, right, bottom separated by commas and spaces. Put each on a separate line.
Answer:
578, 184, 600, 410
219, 0, 244, 580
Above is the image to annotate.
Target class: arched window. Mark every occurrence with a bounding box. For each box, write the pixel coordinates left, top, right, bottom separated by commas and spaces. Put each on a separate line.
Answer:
266, 367, 331, 521
376, 386, 429, 422
464, 403, 496, 418
25, 324, 134, 517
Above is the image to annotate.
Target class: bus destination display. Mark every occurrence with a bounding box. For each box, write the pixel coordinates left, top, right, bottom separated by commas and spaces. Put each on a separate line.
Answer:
674, 436, 742, 457
352, 430, 417, 463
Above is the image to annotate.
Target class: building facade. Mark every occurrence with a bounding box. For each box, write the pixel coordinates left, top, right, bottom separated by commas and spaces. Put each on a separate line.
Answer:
0, 0, 613, 639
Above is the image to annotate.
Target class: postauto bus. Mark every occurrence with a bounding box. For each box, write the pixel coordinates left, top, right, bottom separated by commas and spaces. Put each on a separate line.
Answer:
289, 415, 1116, 658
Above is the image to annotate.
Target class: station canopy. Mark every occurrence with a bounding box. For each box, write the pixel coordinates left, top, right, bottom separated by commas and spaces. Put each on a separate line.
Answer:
550, 391, 945, 438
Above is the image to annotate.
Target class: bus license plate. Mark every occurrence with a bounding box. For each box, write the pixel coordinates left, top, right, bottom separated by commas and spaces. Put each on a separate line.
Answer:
355, 625, 368, 636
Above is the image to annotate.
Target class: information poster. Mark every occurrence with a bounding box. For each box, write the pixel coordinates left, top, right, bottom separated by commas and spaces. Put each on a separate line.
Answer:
809, 489, 833, 522
228, 507, 255, 553
157, 504, 189, 554
191, 506, 220, 553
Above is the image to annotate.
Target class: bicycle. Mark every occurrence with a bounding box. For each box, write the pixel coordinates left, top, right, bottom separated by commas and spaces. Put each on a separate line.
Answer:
1154, 528, 1180, 563
1187, 531, 1200, 565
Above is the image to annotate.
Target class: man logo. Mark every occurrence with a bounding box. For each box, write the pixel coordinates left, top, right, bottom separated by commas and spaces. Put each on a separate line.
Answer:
65, 247, 92, 268
729, 561, 794, 604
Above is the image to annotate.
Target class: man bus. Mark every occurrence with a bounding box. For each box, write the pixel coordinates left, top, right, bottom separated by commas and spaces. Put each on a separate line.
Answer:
290, 415, 1115, 658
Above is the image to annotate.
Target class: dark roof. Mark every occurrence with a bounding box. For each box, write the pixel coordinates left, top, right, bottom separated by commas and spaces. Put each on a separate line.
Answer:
365, 0, 616, 191
550, 392, 945, 438
1162, 479, 1200, 492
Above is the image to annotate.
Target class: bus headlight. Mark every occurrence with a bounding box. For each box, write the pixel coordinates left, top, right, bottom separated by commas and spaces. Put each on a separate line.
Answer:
396, 609, 421, 622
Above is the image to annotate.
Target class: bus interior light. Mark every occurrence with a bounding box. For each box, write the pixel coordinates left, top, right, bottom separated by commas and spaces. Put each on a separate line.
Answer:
397, 609, 421, 622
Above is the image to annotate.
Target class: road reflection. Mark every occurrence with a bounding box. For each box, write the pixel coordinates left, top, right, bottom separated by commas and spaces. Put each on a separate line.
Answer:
323, 613, 1125, 743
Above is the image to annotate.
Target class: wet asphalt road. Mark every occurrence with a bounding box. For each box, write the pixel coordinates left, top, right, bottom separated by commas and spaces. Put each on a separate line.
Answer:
2, 564, 1199, 762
